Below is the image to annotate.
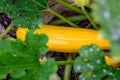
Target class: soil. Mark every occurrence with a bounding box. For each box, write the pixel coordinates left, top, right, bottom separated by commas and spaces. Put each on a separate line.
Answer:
0, 0, 92, 80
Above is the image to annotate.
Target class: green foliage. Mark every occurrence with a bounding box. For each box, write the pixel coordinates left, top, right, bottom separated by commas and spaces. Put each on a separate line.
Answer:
0, 31, 57, 80
74, 44, 120, 80
25, 31, 48, 55
92, 0, 120, 62
11, 58, 58, 80
0, 0, 48, 29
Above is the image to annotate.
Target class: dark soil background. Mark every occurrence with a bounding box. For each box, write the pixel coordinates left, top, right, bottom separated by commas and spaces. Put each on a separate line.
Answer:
0, 0, 94, 80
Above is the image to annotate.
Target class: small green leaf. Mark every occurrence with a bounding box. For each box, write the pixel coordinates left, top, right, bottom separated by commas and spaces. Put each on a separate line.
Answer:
25, 30, 48, 55
39, 58, 58, 80
74, 44, 120, 80
0, 0, 48, 29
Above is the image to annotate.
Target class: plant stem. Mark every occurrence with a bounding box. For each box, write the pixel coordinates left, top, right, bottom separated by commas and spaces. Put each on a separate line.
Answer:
55, 0, 98, 29
81, 6, 99, 30
63, 54, 72, 80
56, 60, 75, 65
50, 15, 86, 25
0, 24, 14, 39
55, 0, 83, 14
47, 8, 79, 28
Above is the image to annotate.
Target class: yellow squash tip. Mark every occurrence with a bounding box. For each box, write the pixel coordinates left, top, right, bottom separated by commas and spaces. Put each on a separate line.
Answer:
105, 55, 119, 68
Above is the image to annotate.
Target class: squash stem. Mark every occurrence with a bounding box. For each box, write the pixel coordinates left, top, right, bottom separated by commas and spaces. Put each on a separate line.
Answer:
55, 0, 83, 14
81, 6, 99, 30
0, 24, 14, 39
47, 8, 79, 28
56, 60, 75, 65
50, 15, 86, 25
63, 54, 72, 80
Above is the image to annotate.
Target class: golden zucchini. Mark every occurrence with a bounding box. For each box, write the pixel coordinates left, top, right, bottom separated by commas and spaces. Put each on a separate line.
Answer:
16, 25, 120, 68
16, 25, 109, 53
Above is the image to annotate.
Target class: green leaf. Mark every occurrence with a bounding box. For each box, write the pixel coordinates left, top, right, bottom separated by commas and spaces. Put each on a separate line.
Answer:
11, 69, 26, 78
0, 0, 48, 29
0, 31, 57, 79
74, 44, 120, 80
11, 58, 58, 80
92, 0, 120, 62
0, 69, 9, 79
25, 30, 48, 55
39, 58, 58, 80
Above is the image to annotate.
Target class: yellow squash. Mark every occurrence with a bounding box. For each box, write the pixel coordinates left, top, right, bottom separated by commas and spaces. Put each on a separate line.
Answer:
16, 25, 119, 67
16, 25, 109, 53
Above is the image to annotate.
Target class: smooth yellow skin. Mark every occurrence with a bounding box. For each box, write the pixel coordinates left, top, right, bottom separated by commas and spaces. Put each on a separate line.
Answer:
16, 25, 109, 53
